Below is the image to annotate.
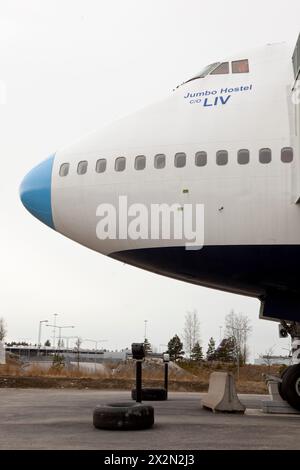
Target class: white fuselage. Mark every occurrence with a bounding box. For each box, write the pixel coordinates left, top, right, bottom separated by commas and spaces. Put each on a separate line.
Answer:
52, 43, 298, 255
20, 41, 300, 321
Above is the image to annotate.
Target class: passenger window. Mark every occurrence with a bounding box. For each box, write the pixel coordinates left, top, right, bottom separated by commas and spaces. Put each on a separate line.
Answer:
259, 148, 272, 164
210, 62, 229, 75
195, 151, 207, 167
154, 154, 166, 169
135, 155, 146, 170
59, 163, 70, 177
96, 159, 107, 173
281, 147, 293, 163
232, 59, 249, 73
174, 152, 186, 168
77, 161, 88, 175
237, 149, 250, 165
115, 157, 126, 172
216, 150, 228, 166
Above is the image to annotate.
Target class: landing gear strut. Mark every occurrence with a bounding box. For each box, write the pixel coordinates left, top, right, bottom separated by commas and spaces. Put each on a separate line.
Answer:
278, 321, 300, 411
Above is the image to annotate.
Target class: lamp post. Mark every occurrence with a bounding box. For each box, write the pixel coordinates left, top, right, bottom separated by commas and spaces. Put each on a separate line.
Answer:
57, 326, 75, 349
52, 314, 58, 348
37, 320, 48, 356
163, 353, 170, 398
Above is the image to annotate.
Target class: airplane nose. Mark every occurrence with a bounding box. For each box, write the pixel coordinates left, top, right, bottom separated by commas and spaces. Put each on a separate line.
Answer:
19, 155, 55, 229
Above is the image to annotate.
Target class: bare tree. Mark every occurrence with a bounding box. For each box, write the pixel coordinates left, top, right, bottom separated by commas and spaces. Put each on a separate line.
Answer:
225, 310, 252, 364
0, 318, 7, 342
183, 310, 201, 358
259, 346, 275, 370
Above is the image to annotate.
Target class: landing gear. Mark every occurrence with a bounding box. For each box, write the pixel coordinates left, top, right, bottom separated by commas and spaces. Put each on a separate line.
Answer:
278, 321, 300, 411
280, 364, 300, 410
278, 367, 289, 401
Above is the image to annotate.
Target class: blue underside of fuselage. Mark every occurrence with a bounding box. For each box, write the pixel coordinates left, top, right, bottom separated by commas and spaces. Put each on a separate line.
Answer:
111, 245, 300, 322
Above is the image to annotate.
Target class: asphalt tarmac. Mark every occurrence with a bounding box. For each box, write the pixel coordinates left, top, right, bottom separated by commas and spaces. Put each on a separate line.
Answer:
0, 389, 299, 450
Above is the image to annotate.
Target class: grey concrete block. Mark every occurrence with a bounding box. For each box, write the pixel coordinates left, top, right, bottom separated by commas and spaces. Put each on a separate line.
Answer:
202, 372, 245, 413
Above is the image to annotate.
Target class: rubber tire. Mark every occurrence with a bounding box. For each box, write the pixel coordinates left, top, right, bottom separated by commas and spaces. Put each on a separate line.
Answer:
93, 402, 154, 430
131, 388, 167, 401
278, 367, 289, 401
281, 364, 300, 411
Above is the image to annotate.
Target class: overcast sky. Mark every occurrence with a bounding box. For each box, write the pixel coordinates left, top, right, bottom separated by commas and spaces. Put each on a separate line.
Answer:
0, 0, 299, 359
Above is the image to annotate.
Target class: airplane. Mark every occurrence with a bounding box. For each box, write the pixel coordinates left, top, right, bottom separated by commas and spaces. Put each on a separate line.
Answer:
20, 36, 300, 410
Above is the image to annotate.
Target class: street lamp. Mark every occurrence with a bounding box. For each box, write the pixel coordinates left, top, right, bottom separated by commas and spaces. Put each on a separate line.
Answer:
57, 326, 75, 349
52, 314, 58, 348
37, 320, 48, 356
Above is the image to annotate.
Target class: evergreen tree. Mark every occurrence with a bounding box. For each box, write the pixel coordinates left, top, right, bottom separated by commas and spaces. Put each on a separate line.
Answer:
215, 337, 236, 363
206, 337, 216, 361
143, 338, 152, 354
44, 339, 51, 347
191, 341, 203, 361
57, 339, 65, 348
167, 334, 185, 361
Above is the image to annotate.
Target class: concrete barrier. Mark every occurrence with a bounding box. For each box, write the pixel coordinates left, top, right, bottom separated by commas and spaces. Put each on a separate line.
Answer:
262, 380, 300, 414
202, 372, 245, 413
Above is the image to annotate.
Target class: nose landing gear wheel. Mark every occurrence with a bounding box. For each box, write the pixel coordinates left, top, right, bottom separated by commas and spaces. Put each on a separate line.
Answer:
281, 364, 300, 411
278, 367, 289, 401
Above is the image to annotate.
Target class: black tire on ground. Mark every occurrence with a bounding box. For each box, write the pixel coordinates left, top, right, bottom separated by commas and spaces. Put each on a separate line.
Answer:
281, 364, 300, 411
278, 367, 290, 401
131, 388, 167, 401
93, 402, 154, 430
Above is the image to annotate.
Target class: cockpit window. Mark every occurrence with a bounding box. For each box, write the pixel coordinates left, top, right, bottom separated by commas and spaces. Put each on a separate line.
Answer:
178, 58, 250, 88
232, 59, 249, 73
190, 63, 220, 80
210, 62, 229, 75
178, 62, 220, 87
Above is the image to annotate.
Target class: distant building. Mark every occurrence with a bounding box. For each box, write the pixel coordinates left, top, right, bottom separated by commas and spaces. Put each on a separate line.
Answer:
4, 345, 130, 363
254, 355, 291, 366
102, 350, 128, 361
